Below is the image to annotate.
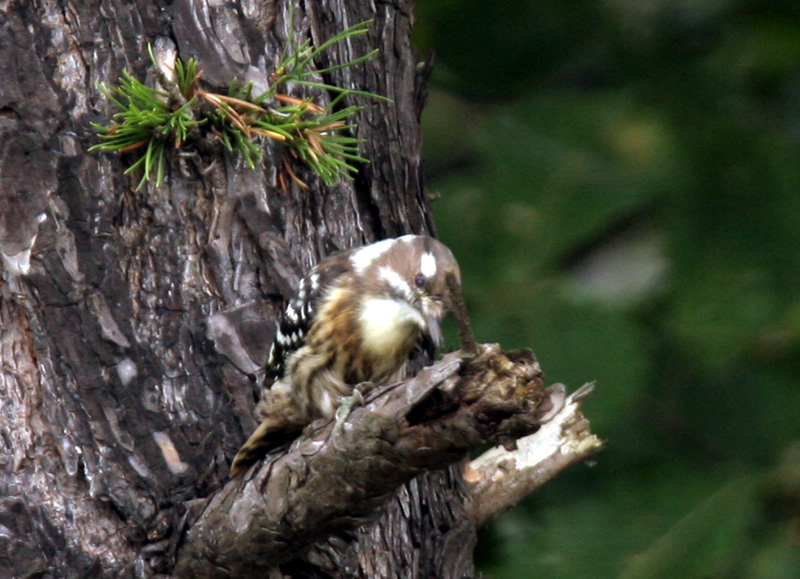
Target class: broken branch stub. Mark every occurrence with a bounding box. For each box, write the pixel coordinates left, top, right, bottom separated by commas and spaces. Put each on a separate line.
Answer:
464, 383, 603, 526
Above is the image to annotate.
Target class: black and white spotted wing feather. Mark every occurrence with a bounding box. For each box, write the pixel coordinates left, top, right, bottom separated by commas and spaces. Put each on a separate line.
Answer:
265, 248, 358, 381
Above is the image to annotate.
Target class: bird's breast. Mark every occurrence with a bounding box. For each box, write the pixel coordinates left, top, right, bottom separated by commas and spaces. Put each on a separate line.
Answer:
357, 296, 423, 360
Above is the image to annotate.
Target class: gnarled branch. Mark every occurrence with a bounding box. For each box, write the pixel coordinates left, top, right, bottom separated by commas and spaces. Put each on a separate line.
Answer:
174, 344, 578, 577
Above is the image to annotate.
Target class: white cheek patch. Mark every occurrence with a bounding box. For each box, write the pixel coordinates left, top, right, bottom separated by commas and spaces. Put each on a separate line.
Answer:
420, 252, 437, 278
350, 238, 398, 273
378, 266, 414, 301
359, 297, 424, 356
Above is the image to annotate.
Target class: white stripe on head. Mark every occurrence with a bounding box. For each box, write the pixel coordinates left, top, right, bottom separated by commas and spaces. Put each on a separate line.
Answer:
379, 266, 414, 301
350, 238, 399, 274
420, 252, 437, 278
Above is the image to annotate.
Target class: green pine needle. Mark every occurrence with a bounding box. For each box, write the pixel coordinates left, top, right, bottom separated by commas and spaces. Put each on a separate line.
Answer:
91, 20, 388, 189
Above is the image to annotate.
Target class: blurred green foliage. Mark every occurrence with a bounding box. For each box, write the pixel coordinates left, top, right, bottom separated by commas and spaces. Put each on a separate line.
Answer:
414, 1, 800, 577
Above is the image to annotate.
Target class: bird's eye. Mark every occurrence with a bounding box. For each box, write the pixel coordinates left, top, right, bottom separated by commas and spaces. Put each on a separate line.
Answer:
414, 273, 426, 288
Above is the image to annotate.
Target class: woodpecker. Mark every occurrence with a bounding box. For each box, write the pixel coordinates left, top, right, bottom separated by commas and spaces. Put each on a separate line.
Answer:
231, 235, 461, 476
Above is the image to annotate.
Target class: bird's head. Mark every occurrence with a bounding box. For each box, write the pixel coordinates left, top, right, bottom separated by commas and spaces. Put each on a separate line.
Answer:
352, 235, 461, 348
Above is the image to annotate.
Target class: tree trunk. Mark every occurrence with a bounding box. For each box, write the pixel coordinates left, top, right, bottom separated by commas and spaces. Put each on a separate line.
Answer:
0, 0, 469, 576
1, 1, 602, 577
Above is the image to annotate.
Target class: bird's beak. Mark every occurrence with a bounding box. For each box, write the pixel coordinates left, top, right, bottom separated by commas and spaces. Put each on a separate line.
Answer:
424, 314, 443, 347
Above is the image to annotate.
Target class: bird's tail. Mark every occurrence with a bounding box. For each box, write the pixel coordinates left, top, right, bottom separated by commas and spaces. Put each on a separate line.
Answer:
230, 419, 303, 477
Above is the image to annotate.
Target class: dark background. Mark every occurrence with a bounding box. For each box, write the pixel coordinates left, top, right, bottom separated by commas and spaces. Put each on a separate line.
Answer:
414, 1, 800, 577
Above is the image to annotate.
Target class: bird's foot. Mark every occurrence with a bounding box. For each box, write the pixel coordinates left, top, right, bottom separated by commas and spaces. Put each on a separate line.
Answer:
333, 386, 366, 439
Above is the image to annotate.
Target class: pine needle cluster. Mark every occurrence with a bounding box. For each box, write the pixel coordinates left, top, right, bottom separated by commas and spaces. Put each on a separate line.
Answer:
90, 21, 386, 189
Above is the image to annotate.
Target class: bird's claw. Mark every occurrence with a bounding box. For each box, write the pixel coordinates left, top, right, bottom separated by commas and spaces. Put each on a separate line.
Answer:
333, 387, 365, 438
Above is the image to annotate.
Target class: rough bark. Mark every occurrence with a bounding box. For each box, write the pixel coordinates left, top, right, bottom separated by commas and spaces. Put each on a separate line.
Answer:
0, 1, 599, 578
174, 346, 557, 578
0, 0, 459, 576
